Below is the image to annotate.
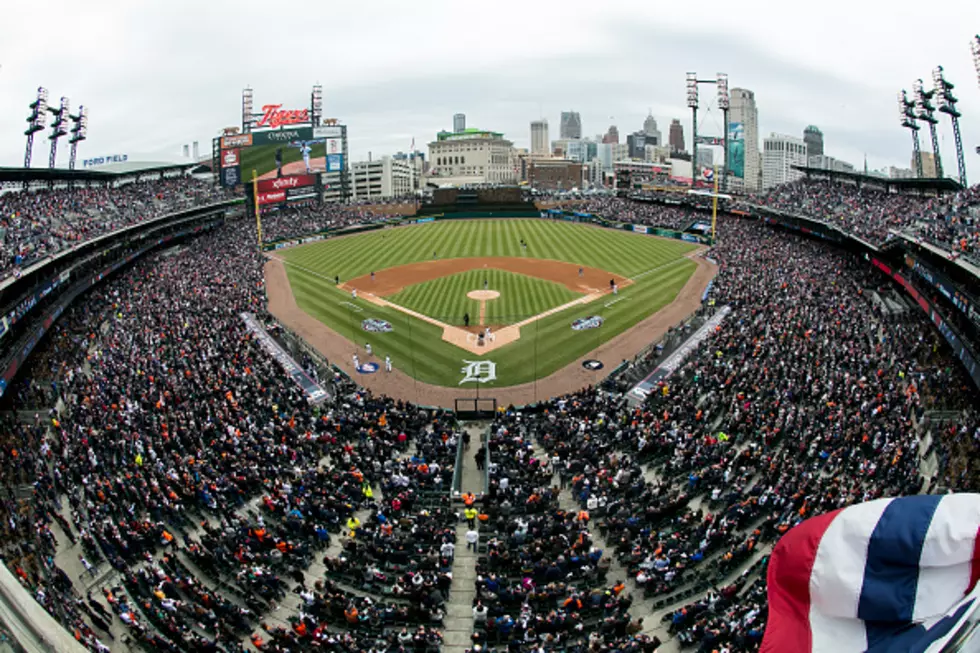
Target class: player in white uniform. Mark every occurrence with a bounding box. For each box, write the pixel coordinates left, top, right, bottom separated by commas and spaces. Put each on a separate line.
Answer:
385, 356, 392, 372
300, 142, 312, 172
352, 354, 360, 372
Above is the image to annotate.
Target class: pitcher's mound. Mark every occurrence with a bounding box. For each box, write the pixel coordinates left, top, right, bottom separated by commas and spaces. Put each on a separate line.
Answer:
467, 290, 500, 300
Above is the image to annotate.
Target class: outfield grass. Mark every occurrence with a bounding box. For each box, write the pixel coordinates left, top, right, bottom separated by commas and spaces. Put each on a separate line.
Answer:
388, 269, 583, 325
280, 219, 698, 388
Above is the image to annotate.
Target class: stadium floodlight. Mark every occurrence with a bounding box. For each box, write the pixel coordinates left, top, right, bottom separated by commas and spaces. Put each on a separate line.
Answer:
68, 105, 89, 175
972, 35, 980, 88
932, 66, 967, 187
716, 73, 729, 109
46, 96, 72, 170
912, 79, 942, 178
242, 87, 254, 133
24, 86, 49, 169
311, 84, 323, 128
899, 90, 924, 178
686, 72, 699, 108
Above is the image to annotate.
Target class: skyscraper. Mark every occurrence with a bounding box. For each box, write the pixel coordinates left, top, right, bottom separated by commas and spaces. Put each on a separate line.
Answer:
729, 88, 760, 191
603, 125, 619, 144
803, 125, 823, 158
642, 113, 661, 147
453, 113, 466, 133
530, 120, 550, 156
668, 119, 685, 153
560, 111, 582, 139
762, 133, 807, 190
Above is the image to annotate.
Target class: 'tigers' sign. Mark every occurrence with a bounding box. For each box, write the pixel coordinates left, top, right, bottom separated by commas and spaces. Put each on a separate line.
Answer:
459, 360, 496, 385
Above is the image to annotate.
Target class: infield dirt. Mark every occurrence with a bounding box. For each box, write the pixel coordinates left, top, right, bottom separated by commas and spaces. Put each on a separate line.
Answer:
340, 257, 630, 297
265, 249, 717, 407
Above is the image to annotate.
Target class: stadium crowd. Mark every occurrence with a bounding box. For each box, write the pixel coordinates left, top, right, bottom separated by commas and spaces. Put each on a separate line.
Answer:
753, 178, 980, 264
260, 203, 406, 243
0, 178, 233, 281
0, 181, 978, 653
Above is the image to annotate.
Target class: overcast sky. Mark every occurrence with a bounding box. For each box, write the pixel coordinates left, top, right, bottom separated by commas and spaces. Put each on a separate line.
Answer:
1, 0, 979, 179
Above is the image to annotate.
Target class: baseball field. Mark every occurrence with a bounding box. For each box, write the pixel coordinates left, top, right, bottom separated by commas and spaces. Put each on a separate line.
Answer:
273, 219, 699, 389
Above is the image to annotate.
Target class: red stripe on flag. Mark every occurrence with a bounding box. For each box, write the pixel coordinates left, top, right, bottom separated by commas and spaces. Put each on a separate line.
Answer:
761, 508, 843, 653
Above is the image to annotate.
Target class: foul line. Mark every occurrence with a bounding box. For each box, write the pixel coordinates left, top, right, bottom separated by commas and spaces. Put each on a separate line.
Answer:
604, 296, 630, 308
268, 254, 341, 286
629, 257, 691, 282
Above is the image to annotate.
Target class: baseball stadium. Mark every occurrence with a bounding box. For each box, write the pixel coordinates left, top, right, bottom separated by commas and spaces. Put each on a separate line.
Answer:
1, 27, 980, 653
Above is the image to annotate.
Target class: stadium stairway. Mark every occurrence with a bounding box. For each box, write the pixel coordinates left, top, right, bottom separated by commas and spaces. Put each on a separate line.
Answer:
442, 423, 486, 653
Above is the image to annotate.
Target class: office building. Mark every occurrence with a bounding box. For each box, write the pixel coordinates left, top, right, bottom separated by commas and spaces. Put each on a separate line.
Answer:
729, 88, 761, 191
642, 113, 662, 147
453, 113, 466, 133
626, 132, 647, 160
528, 159, 584, 191
912, 152, 938, 178
350, 156, 417, 200
392, 150, 426, 190
530, 120, 550, 155
808, 154, 855, 174
603, 125, 619, 144
428, 127, 516, 186
560, 111, 582, 139
803, 125, 823, 158
762, 133, 808, 190
669, 119, 685, 153
696, 148, 714, 171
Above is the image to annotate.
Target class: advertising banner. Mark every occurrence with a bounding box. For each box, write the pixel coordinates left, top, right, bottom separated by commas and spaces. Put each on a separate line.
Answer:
251, 127, 314, 146
256, 174, 317, 193
326, 153, 344, 172
220, 133, 253, 149
633, 225, 648, 234
221, 148, 240, 168
257, 190, 287, 205
694, 135, 724, 146
220, 166, 242, 187
314, 125, 343, 139
240, 313, 328, 403
325, 138, 343, 154
728, 122, 745, 178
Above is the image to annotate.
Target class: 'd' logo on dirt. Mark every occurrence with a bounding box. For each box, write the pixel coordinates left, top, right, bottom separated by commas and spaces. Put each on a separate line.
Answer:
362, 319, 393, 333
571, 316, 604, 331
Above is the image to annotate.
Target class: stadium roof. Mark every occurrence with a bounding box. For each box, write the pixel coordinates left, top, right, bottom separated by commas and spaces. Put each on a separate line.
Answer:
0, 162, 196, 185
791, 164, 963, 193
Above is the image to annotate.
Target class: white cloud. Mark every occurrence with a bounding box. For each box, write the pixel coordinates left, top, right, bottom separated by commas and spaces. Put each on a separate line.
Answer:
0, 0, 977, 180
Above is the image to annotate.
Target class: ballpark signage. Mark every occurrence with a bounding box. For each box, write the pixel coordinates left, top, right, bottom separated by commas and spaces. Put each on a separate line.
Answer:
255, 104, 311, 128
221, 148, 240, 168
221, 166, 241, 187
362, 318, 393, 333
459, 360, 496, 384
220, 134, 253, 149
257, 190, 287, 205
314, 126, 342, 138
571, 316, 604, 330
256, 174, 316, 193
82, 154, 128, 167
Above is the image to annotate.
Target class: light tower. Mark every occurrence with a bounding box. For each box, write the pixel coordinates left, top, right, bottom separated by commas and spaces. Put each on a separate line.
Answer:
68, 106, 89, 172
310, 84, 323, 127
717, 73, 730, 192
932, 66, 967, 187
973, 35, 980, 88
687, 72, 699, 187
899, 90, 923, 178
912, 79, 942, 178
24, 86, 49, 169
242, 87, 254, 133
47, 96, 72, 170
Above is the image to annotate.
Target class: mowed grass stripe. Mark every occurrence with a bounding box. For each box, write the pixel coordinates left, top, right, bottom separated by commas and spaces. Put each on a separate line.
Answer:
281, 220, 699, 387
389, 269, 582, 325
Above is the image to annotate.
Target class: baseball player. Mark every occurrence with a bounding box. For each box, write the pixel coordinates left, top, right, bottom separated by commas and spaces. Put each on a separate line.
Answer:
385, 356, 392, 372
299, 141, 312, 172
352, 354, 360, 371
275, 147, 284, 178
351, 288, 357, 299
365, 342, 372, 356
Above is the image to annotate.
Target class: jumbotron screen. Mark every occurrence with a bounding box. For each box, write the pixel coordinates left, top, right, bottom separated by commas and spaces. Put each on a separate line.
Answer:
218, 126, 344, 187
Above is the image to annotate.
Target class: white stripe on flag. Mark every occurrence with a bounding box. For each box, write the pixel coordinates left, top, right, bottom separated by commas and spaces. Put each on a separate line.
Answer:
913, 493, 980, 622
809, 497, 893, 651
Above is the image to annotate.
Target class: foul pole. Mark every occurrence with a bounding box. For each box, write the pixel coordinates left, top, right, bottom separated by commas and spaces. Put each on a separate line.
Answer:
253, 169, 263, 249
711, 165, 720, 242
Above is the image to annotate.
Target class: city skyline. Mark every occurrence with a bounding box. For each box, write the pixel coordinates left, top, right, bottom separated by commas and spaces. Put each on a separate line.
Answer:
0, 0, 978, 180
